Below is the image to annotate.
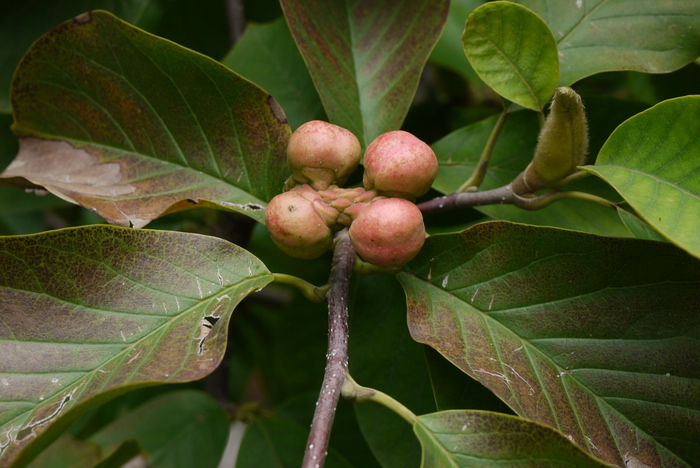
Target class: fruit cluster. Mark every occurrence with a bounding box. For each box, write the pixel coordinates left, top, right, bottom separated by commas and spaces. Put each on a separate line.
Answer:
265, 120, 438, 268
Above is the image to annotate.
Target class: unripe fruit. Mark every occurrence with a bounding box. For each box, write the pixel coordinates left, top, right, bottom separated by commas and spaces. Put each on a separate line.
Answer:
265, 189, 333, 259
349, 198, 426, 268
287, 120, 362, 190
363, 130, 438, 199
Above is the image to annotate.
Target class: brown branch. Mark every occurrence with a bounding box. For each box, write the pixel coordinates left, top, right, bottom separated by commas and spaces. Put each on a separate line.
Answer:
417, 184, 515, 216
302, 229, 355, 468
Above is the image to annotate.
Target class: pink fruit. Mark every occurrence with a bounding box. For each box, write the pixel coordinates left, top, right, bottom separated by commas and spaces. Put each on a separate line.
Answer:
348, 198, 426, 268
363, 130, 438, 199
287, 120, 362, 190
265, 190, 334, 259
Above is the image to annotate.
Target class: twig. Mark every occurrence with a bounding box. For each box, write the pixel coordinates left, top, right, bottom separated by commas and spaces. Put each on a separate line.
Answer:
417, 184, 515, 216
302, 229, 355, 468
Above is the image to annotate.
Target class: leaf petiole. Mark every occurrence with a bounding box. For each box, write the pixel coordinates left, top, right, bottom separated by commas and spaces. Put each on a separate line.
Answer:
271, 273, 330, 303
342, 374, 418, 425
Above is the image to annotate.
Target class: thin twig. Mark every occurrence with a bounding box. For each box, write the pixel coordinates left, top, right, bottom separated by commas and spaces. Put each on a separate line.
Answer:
302, 229, 355, 468
417, 184, 515, 216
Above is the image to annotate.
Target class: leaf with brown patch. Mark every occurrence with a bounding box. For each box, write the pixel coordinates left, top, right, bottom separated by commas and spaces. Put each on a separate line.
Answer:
1, 10, 290, 227
280, 0, 449, 147
399, 221, 700, 467
0, 225, 272, 466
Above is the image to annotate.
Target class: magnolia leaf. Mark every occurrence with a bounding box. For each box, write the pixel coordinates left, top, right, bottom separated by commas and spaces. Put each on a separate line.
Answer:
415, 410, 609, 467
616, 208, 666, 242
221, 17, 326, 131
400, 222, 700, 467
584, 96, 700, 259
0, 226, 272, 466
0, 0, 162, 115
1, 10, 290, 228
462, 2, 559, 110
431, 110, 630, 237
516, 0, 700, 86
280, 0, 449, 147
88, 390, 230, 468
236, 417, 353, 468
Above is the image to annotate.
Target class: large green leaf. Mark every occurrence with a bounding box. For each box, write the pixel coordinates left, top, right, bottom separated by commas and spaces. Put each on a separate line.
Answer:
236, 417, 353, 468
399, 222, 700, 467
88, 390, 230, 468
221, 18, 326, 131
584, 96, 700, 259
280, 0, 449, 146
349, 274, 435, 468
415, 410, 609, 467
0, 0, 161, 115
462, 2, 559, 110
431, 110, 630, 237
516, 0, 700, 86
0, 226, 272, 466
1, 10, 290, 228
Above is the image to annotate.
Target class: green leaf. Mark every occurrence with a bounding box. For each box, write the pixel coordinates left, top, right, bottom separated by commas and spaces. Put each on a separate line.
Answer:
88, 390, 230, 468
616, 208, 666, 242
221, 18, 326, 131
1, 10, 290, 227
584, 96, 700, 259
462, 2, 559, 110
0, 0, 162, 115
349, 274, 435, 468
280, 0, 449, 146
516, 0, 700, 86
27, 433, 102, 468
236, 417, 353, 468
429, 0, 485, 82
431, 110, 630, 237
0, 225, 272, 466
415, 411, 609, 467
400, 222, 700, 467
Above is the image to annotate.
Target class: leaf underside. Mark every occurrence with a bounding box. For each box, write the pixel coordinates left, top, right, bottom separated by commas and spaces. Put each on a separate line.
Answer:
1, 10, 290, 228
280, 0, 449, 147
0, 225, 272, 466
415, 410, 609, 467
400, 222, 700, 467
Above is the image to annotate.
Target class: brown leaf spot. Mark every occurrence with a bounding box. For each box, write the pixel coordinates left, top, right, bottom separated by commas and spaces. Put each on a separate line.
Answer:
267, 95, 288, 124
2, 138, 135, 199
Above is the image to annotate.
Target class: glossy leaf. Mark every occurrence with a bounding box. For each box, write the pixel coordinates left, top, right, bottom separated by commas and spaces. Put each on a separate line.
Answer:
463, 2, 559, 110
431, 111, 630, 237
280, 0, 449, 146
415, 410, 609, 467
349, 274, 435, 468
88, 390, 230, 468
221, 18, 326, 131
1, 10, 290, 227
584, 96, 700, 259
0, 226, 272, 466
400, 222, 700, 467
516, 0, 700, 86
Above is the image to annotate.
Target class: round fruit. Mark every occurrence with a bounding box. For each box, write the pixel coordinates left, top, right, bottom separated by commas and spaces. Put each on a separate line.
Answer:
287, 120, 362, 190
348, 198, 426, 268
363, 130, 438, 199
265, 190, 333, 259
